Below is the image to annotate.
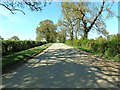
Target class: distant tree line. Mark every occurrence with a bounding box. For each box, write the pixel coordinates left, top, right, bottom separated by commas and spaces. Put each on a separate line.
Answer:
0, 36, 20, 40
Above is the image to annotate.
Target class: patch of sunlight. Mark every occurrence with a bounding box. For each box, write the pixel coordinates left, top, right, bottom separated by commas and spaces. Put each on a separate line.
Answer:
49, 61, 57, 64
28, 64, 40, 68
40, 60, 48, 63
24, 81, 31, 84
28, 59, 40, 62
24, 77, 32, 81
74, 60, 81, 63
112, 77, 119, 81
76, 86, 81, 88
54, 54, 59, 56
19, 85, 27, 88
1, 85, 5, 88
28, 62, 56, 67
48, 61, 58, 63
75, 54, 80, 57
3, 72, 17, 79
50, 57, 56, 59
33, 64, 40, 67
64, 73, 75, 77
50, 76, 54, 79
40, 63, 48, 66
90, 67, 98, 71
95, 73, 104, 77
80, 55, 88, 57
80, 62, 84, 65
45, 60, 60, 64
88, 70, 92, 73
47, 60, 56, 62
66, 59, 74, 62
97, 80, 110, 87
59, 58, 66, 61
13, 84, 19, 87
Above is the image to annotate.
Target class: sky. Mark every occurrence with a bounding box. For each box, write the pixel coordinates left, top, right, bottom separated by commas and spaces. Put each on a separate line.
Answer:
0, 1, 119, 40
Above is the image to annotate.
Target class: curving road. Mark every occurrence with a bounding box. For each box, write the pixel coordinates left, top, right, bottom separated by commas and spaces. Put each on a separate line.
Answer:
2, 43, 119, 88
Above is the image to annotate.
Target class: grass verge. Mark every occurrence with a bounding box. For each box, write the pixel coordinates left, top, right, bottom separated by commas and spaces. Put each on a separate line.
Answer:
2, 43, 52, 71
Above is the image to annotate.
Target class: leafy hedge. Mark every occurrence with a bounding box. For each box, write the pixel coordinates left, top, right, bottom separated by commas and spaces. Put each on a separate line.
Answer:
2, 40, 47, 56
65, 34, 120, 61
2, 43, 52, 71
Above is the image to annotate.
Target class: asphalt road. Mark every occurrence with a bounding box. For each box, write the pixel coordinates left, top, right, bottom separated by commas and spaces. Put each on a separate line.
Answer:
2, 43, 119, 88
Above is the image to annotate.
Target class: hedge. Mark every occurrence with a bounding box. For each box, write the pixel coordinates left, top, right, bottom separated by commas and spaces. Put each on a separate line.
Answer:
2, 40, 47, 56
65, 34, 120, 61
2, 43, 52, 71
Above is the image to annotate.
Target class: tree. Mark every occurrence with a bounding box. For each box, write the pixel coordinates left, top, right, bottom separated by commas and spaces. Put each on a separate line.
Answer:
0, 36, 4, 40
61, 3, 80, 41
57, 20, 67, 43
0, 0, 51, 15
36, 19, 57, 43
11, 36, 19, 40
61, 1, 114, 40
57, 32, 66, 43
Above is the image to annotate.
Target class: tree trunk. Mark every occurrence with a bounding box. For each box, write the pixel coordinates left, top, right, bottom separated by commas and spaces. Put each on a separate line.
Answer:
70, 30, 74, 41
75, 31, 78, 40
70, 30, 74, 46
83, 30, 88, 39
46, 36, 50, 43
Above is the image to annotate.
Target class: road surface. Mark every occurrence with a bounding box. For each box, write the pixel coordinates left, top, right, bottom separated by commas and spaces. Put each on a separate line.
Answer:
2, 43, 119, 88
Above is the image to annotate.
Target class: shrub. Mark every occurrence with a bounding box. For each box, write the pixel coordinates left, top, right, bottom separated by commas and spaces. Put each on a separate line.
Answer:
65, 39, 72, 46
2, 40, 47, 56
65, 34, 119, 60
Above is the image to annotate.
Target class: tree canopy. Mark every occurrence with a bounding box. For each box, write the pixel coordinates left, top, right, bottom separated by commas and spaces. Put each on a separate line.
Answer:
36, 19, 57, 43
60, 1, 115, 40
11, 36, 19, 40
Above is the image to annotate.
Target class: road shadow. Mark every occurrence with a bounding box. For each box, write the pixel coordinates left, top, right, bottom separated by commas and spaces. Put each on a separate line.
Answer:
2, 48, 119, 88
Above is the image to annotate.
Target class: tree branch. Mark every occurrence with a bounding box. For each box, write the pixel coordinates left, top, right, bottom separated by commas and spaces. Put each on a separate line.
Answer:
0, 3, 14, 14
14, 9, 25, 15
0, 3, 25, 15
87, 1, 105, 32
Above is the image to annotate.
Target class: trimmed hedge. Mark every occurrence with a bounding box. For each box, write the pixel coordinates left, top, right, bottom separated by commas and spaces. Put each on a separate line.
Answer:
2, 40, 47, 56
2, 43, 52, 71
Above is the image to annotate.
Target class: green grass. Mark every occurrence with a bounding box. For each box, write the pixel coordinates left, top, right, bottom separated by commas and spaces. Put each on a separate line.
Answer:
2, 43, 52, 70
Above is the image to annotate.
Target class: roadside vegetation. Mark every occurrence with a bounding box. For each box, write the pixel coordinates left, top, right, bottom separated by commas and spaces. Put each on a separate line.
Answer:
2, 43, 52, 71
57, 2, 119, 62
65, 34, 120, 62
2, 40, 47, 56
